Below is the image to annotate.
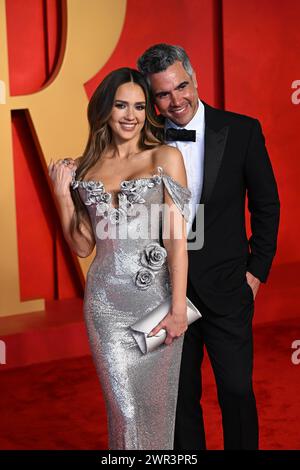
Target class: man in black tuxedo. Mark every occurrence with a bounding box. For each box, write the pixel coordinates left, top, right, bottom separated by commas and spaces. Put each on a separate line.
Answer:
138, 44, 280, 450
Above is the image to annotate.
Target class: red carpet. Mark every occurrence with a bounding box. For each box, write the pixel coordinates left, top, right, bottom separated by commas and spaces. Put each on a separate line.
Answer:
0, 318, 299, 450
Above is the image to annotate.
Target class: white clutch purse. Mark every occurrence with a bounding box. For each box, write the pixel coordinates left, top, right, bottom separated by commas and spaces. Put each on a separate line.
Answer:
130, 296, 201, 354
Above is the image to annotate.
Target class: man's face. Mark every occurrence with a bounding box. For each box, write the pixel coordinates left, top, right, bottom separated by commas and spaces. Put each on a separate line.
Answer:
148, 61, 199, 127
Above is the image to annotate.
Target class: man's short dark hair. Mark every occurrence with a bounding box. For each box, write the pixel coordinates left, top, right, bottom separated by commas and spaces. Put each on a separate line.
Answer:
137, 43, 193, 84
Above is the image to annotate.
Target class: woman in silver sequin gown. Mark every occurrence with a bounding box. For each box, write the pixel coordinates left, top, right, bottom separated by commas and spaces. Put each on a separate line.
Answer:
49, 68, 191, 450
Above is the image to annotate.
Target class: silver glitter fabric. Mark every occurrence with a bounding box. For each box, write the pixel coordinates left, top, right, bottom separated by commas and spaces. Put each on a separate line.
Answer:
70, 166, 191, 450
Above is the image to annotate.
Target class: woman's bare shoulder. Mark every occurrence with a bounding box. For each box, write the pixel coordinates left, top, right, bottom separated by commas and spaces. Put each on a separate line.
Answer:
153, 144, 184, 169
153, 144, 181, 157
152, 145, 187, 185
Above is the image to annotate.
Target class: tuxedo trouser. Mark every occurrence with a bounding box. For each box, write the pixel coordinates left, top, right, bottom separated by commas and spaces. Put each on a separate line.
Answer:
174, 280, 259, 450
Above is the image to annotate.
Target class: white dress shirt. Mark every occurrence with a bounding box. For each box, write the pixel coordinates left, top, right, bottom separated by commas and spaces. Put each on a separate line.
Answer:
165, 99, 205, 233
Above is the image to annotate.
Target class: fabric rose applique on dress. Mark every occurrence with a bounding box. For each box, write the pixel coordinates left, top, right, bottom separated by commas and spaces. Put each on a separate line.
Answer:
135, 242, 167, 290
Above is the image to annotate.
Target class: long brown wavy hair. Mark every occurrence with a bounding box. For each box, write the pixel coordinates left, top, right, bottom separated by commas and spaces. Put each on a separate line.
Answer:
70, 67, 164, 245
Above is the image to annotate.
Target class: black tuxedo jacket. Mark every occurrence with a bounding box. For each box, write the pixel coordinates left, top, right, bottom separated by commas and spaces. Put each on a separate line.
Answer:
167, 101, 280, 315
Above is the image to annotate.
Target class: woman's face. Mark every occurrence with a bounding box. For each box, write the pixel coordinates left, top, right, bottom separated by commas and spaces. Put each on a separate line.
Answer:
108, 82, 146, 142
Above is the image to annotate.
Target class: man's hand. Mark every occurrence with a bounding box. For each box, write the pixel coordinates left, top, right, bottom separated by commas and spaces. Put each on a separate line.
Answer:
246, 271, 261, 300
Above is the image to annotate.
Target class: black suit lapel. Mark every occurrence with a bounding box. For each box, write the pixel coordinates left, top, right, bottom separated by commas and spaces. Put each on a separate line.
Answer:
200, 103, 229, 204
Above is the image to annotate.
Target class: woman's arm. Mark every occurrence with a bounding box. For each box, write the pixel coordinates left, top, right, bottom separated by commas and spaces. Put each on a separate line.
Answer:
149, 146, 190, 345
48, 158, 95, 258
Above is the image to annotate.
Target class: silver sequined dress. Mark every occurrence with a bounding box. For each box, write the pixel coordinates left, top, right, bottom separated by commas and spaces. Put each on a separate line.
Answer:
70, 166, 191, 450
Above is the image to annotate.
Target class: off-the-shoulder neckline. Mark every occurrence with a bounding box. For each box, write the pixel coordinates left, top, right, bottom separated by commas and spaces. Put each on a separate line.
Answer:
73, 166, 167, 188
71, 165, 191, 196
71, 166, 165, 191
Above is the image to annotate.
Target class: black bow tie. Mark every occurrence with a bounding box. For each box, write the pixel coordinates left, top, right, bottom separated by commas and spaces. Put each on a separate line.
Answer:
165, 128, 196, 142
